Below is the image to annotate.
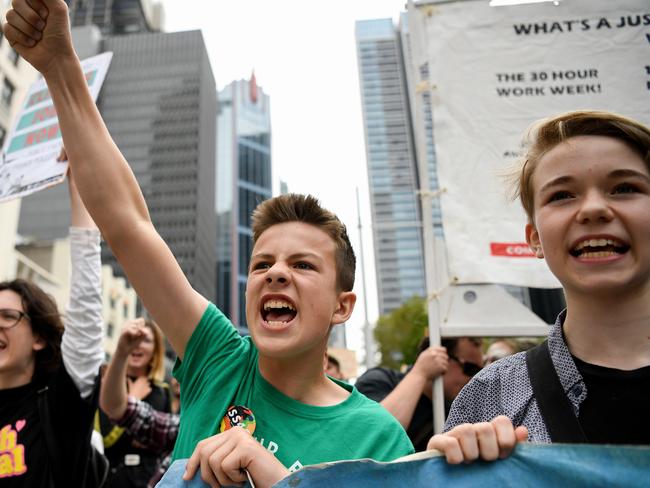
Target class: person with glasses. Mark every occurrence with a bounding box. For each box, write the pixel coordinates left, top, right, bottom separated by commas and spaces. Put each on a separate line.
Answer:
442, 338, 484, 405
0, 171, 105, 487
356, 336, 483, 452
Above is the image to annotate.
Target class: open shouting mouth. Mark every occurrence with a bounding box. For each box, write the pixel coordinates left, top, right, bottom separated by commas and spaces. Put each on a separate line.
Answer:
261, 298, 297, 327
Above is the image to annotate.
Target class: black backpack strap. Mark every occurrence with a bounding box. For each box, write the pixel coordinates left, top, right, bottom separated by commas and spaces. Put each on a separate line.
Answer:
37, 385, 60, 488
526, 341, 588, 443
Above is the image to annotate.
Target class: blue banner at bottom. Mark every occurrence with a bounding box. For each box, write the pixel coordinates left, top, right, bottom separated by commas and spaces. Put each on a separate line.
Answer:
158, 443, 650, 488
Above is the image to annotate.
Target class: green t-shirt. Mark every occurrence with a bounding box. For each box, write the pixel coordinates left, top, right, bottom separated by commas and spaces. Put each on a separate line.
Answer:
172, 303, 414, 470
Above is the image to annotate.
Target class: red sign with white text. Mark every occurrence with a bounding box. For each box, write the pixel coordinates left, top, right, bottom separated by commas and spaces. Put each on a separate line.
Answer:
490, 243, 535, 258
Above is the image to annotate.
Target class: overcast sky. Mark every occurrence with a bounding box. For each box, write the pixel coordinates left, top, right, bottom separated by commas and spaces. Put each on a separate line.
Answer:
161, 0, 410, 355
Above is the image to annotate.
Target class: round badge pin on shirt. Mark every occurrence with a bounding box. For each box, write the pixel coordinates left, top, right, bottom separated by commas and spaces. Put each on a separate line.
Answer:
220, 405, 256, 435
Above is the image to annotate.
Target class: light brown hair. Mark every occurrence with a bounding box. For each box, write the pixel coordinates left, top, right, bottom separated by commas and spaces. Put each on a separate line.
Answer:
513, 110, 650, 222
144, 319, 166, 383
251, 194, 356, 291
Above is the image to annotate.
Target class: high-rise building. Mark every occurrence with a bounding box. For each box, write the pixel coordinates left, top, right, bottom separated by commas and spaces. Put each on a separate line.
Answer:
355, 19, 427, 315
65, 0, 164, 35
18, 28, 218, 302
215, 75, 272, 332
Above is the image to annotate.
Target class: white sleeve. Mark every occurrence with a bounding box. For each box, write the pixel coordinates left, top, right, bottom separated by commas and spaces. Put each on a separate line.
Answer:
61, 227, 105, 399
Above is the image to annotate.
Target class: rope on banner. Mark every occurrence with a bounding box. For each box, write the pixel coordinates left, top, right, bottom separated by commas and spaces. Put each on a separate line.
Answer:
426, 280, 452, 302
426, 278, 457, 325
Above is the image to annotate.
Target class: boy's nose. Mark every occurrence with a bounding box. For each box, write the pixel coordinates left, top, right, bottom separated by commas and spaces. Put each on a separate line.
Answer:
265, 263, 289, 284
576, 191, 614, 224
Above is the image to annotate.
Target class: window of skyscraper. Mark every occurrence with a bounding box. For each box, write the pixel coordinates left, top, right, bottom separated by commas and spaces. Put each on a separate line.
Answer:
239, 238, 248, 276
238, 282, 247, 327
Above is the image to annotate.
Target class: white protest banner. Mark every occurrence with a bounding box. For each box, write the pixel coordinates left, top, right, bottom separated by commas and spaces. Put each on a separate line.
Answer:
0, 51, 113, 202
409, 0, 649, 288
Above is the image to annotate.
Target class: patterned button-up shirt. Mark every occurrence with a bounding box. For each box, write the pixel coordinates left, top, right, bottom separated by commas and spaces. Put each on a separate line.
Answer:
116, 396, 179, 487
444, 311, 587, 442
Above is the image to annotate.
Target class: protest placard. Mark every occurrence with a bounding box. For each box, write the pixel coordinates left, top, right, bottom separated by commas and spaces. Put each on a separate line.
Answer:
0, 51, 113, 202
408, 0, 649, 287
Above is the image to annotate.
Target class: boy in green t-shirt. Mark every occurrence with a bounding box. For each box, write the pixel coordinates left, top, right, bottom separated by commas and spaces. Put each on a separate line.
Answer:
4, 2, 524, 486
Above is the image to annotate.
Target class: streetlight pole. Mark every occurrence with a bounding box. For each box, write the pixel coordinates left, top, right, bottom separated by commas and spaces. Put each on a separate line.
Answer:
356, 187, 373, 369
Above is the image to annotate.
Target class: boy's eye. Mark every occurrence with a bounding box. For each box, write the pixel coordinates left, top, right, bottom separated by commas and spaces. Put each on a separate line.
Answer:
251, 262, 271, 271
547, 190, 572, 202
612, 182, 639, 194
294, 262, 313, 270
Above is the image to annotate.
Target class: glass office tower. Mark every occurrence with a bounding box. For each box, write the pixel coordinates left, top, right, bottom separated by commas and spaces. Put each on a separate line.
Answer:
216, 76, 272, 332
355, 19, 426, 315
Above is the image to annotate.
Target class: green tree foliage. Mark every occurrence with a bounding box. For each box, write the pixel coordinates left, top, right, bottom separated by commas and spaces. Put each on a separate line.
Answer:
374, 296, 428, 369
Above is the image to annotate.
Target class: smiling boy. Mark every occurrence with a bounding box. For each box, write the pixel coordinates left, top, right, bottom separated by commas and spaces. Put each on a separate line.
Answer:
1, 1, 416, 485
444, 111, 650, 445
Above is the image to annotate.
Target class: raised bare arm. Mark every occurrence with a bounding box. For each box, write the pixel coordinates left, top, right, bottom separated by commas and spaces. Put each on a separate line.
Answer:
100, 319, 146, 419
383, 346, 447, 427
3, 0, 207, 357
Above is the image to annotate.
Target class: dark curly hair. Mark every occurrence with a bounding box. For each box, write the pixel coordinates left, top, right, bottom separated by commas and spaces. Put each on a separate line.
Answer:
0, 279, 64, 380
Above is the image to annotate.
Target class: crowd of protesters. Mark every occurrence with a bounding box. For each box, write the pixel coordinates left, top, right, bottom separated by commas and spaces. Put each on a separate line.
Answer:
0, 0, 648, 487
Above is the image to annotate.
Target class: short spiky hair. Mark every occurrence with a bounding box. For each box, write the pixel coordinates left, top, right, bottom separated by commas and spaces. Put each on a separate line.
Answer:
514, 110, 650, 223
251, 194, 356, 292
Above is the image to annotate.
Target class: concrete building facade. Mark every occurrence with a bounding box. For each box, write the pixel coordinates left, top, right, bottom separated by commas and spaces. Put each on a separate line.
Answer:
18, 28, 218, 303
65, 0, 164, 35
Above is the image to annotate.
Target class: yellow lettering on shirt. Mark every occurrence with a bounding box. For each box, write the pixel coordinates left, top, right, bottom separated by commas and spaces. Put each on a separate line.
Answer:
0, 424, 27, 478
0, 425, 17, 451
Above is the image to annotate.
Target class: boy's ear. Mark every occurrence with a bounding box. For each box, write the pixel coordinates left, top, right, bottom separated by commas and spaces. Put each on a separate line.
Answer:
525, 223, 544, 259
332, 292, 356, 325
